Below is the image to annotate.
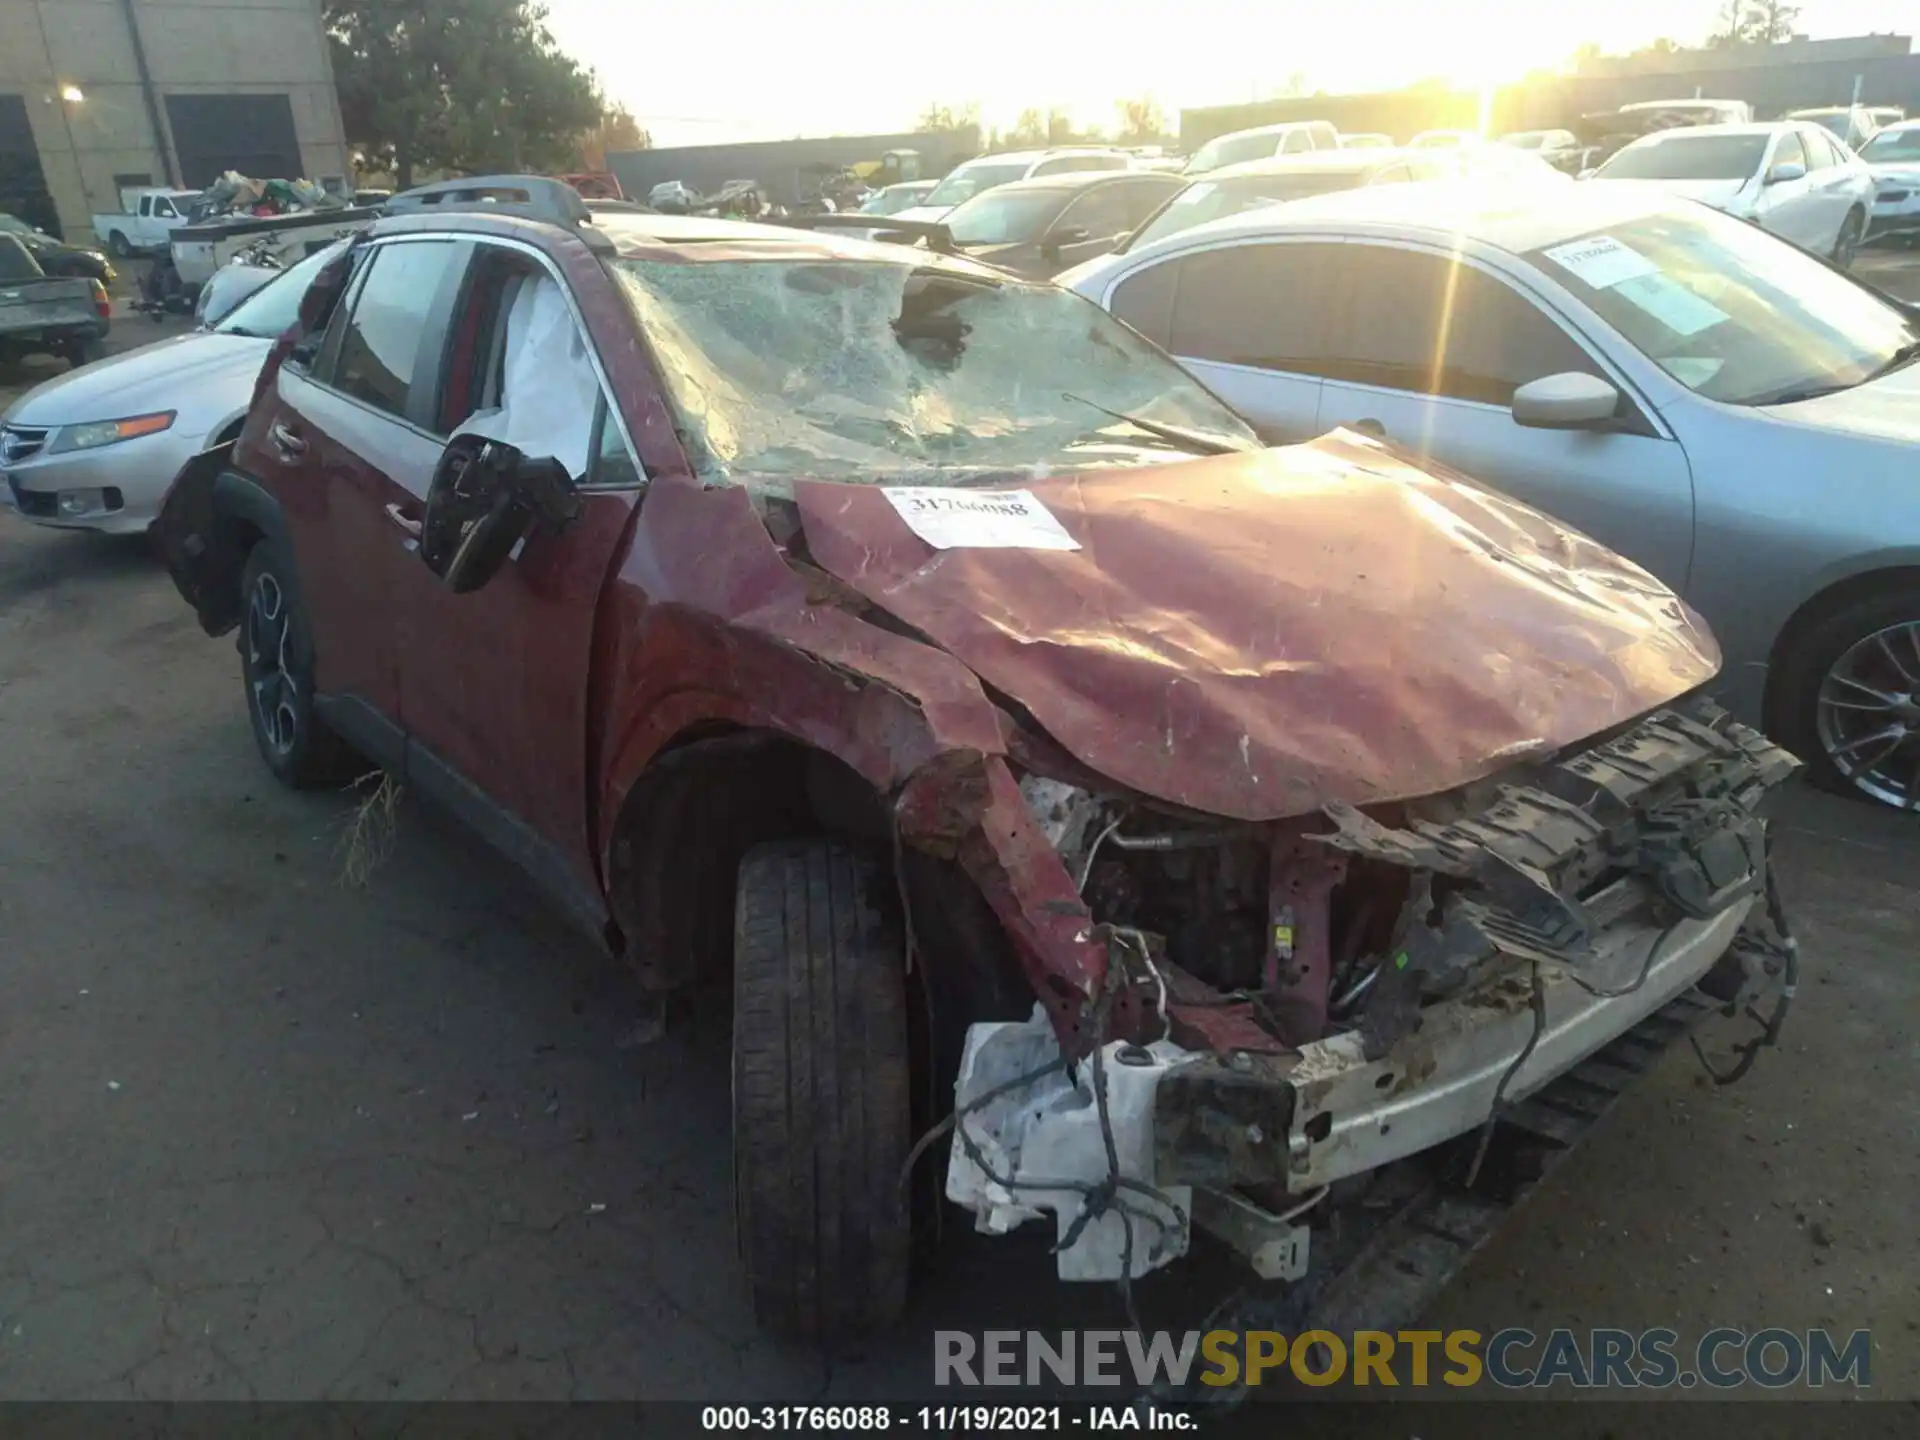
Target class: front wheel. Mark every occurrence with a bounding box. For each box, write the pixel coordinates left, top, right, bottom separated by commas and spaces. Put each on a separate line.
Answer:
238, 542, 360, 789
732, 838, 912, 1338
1831, 208, 1865, 269
1777, 586, 1920, 810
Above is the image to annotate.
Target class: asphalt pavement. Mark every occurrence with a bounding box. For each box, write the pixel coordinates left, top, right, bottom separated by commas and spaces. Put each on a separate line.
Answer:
0, 247, 1916, 1415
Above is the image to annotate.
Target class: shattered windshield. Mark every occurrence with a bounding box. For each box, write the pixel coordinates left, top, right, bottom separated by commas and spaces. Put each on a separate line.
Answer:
610, 257, 1256, 490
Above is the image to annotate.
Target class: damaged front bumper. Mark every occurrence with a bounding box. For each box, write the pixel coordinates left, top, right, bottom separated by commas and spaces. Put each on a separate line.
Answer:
945, 700, 1799, 1282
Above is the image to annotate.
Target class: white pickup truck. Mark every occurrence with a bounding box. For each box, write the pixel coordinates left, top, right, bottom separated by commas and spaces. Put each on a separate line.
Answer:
91, 189, 200, 258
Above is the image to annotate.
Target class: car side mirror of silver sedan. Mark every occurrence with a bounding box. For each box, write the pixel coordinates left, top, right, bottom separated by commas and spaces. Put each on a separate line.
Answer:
1512, 372, 1620, 430
1765, 161, 1807, 185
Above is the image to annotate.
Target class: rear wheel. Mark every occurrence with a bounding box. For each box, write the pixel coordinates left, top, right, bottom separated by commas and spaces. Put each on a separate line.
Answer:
1776, 585, 1920, 810
732, 838, 912, 1338
67, 338, 106, 370
238, 541, 360, 789
107, 231, 131, 259
1831, 208, 1865, 268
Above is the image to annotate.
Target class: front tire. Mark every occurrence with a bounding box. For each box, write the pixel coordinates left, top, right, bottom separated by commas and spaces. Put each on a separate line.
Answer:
732, 838, 912, 1338
1776, 585, 1920, 810
1831, 208, 1865, 268
238, 541, 359, 789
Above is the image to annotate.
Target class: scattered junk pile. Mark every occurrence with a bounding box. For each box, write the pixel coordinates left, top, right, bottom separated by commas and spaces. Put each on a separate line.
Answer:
134, 171, 379, 319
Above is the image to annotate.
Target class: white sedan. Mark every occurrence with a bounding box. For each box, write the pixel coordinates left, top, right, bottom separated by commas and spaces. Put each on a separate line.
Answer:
3, 244, 339, 533
1589, 122, 1876, 266
1859, 119, 1920, 243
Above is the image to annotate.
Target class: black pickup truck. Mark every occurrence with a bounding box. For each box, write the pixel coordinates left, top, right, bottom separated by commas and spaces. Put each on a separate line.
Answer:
0, 234, 109, 372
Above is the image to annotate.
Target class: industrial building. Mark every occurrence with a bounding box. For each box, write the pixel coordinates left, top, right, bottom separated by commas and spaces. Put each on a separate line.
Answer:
0, 0, 350, 239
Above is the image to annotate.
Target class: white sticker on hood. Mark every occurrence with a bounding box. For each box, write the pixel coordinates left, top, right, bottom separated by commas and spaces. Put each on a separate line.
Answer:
1542, 234, 1658, 290
883, 487, 1081, 551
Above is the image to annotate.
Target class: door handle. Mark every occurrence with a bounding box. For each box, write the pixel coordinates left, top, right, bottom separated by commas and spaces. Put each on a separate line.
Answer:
384, 502, 423, 538
1351, 417, 1387, 440
268, 422, 308, 462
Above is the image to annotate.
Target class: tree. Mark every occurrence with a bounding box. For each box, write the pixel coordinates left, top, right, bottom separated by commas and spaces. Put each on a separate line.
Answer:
917, 102, 978, 133
1008, 108, 1048, 148
573, 101, 650, 171
1113, 96, 1166, 144
1708, 0, 1795, 48
327, 0, 601, 188
1747, 0, 1800, 43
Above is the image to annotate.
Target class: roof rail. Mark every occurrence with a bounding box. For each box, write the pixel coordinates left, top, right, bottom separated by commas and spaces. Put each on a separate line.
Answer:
380, 174, 614, 253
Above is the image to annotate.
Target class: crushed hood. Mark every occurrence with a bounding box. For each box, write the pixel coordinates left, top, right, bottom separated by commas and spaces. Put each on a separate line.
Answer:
792, 431, 1720, 821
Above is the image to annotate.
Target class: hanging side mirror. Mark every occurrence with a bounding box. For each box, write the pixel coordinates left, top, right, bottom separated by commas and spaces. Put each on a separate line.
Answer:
418, 434, 580, 594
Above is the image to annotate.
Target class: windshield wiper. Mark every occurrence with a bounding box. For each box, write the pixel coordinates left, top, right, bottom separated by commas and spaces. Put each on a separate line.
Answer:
1062, 393, 1256, 456
1862, 338, 1920, 384
1758, 339, 1920, 407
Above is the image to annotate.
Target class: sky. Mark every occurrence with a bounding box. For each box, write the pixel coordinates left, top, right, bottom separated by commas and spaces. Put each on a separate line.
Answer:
541, 0, 1914, 147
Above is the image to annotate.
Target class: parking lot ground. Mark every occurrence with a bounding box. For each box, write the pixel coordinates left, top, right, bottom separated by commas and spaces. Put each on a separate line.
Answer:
1, 249, 1918, 1418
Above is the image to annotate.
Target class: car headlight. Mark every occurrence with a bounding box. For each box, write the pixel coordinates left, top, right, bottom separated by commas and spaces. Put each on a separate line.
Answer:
51, 411, 176, 453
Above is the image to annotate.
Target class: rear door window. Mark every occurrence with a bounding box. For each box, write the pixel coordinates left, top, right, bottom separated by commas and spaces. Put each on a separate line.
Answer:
323, 239, 465, 426
1117, 178, 1179, 225
1323, 244, 1600, 405
437, 243, 612, 481
1055, 184, 1134, 241
1166, 241, 1344, 372
1108, 262, 1178, 347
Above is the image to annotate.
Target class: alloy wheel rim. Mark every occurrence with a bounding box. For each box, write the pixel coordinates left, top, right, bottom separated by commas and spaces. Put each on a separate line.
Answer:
246, 573, 299, 757
1815, 619, 1920, 809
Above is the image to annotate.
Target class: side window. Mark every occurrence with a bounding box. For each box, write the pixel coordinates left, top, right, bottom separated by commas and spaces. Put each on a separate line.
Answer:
1055, 184, 1133, 241
1329, 246, 1600, 405
305, 245, 376, 376
1108, 262, 1177, 348
1804, 131, 1838, 169
1120, 179, 1179, 226
1281, 130, 1312, 154
326, 240, 463, 423
1038, 155, 1123, 176
439, 244, 610, 481
588, 396, 643, 488
155, 197, 176, 218
1167, 242, 1343, 372
1368, 162, 1415, 185
1774, 132, 1809, 173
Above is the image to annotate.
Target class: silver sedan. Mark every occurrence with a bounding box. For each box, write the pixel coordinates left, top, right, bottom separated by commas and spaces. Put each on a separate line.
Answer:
2, 243, 338, 535
1061, 181, 1920, 810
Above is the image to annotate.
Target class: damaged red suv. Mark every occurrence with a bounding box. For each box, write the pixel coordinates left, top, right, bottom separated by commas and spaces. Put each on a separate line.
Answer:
159, 177, 1798, 1341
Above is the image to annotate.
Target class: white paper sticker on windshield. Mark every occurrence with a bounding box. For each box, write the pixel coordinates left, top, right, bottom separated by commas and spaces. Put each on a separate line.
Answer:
883, 488, 1081, 551
1611, 273, 1729, 338
1542, 235, 1658, 290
